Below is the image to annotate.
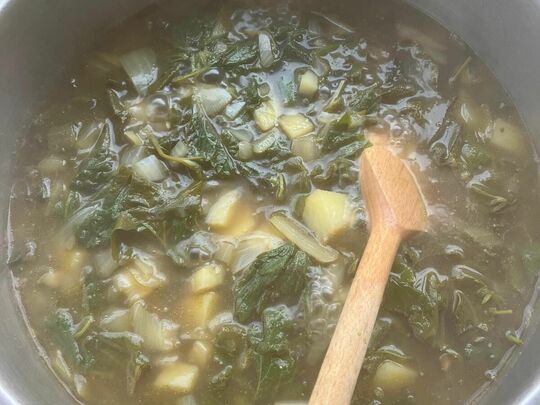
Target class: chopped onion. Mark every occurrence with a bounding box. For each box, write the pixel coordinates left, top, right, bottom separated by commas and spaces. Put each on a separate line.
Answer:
258, 32, 275, 68
231, 231, 284, 273
269, 212, 339, 263
77, 121, 104, 150
120, 48, 158, 96
132, 155, 168, 182
131, 301, 177, 352
207, 311, 234, 333
120, 145, 148, 167
197, 86, 232, 117
228, 127, 254, 142
214, 239, 237, 266
171, 140, 188, 158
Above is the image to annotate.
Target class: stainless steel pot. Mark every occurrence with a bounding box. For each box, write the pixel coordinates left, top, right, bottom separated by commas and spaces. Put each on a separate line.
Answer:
1, 0, 539, 403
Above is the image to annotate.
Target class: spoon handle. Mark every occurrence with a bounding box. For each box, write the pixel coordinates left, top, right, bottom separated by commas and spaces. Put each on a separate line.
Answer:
309, 225, 402, 405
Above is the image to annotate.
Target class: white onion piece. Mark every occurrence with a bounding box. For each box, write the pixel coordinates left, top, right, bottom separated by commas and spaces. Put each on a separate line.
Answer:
269, 212, 339, 263
231, 232, 284, 273
170, 140, 188, 158
93, 249, 118, 278
132, 155, 168, 182
258, 32, 275, 68
120, 145, 148, 167
197, 86, 232, 116
131, 301, 177, 352
120, 48, 158, 96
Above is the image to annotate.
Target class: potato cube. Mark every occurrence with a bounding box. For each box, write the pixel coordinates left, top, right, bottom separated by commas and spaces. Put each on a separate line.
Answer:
302, 189, 353, 242
154, 362, 199, 393
191, 263, 225, 293
278, 114, 314, 139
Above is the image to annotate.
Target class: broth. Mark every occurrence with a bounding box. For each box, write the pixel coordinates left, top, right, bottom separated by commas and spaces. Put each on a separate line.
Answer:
7, 0, 540, 404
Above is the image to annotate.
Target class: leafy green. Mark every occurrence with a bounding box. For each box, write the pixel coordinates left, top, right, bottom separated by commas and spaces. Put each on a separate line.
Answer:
383, 269, 445, 341
46, 309, 94, 370
249, 306, 297, 400
219, 39, 258, 67
68, 167, 201, 250
82, 331, 149, 396
234, 244, 309, 323
72, 122, 117, 194
188, 98, 240, 177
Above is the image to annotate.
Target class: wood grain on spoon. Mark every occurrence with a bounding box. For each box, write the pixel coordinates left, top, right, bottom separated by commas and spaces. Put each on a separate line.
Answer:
309, 144, 427, 405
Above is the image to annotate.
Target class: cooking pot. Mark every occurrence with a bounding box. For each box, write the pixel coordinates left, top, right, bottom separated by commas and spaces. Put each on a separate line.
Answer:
0, 0, 539, 404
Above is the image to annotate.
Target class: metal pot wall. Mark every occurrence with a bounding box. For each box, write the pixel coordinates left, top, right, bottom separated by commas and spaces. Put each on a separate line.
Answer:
0, 0, 539, 404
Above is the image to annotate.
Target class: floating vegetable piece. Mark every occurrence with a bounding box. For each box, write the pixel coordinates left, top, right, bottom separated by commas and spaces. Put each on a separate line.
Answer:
191, 262, 225, 293
302, 189, 354, 242
298, 70, 319, 99
269, 212, 339, 263
278, 114, 314, 139
120, 48, 158, 96
373, 360, 418, 394
154, 362, 200, 393
490, 118, 530, 162
254, 100, 277, 132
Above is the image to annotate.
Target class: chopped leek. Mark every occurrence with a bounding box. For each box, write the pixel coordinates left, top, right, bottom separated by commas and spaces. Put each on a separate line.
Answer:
131, 301, 177, 352
269, 212, 339, 263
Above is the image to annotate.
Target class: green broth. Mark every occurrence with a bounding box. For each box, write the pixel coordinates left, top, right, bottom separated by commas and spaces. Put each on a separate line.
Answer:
7, 0, 540, 404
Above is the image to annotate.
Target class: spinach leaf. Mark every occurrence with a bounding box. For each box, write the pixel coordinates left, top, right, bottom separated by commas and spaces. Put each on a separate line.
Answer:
46, 309, 94, 370
233, 244, 309, 323
218, 39, 258, 67
383, 269, 444, 341
69, 168, 202, 250
249, 306, 297, 400
189, 98, 240, 177
82, 331, 149, 396
72, 121, 117, 194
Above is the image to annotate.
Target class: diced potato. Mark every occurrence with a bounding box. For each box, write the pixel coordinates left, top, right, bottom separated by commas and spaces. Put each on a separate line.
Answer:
490, 118, 530, 162
206, 189, 242, 229
188, 340, 213, 367
177, 395, 198, 405
254, 100, 277, 132
278, 114, 314, 139
206, 189, 257, 235
112, 270, 155, 304
302, 189, 354, 242
179, 292, 220, 329
154, 362, 199, 393
191, 263, 225, 293
223, 211, 257, 236
291, 135, 320, 161
372, 360, 418, 394
298, 70, 319, 99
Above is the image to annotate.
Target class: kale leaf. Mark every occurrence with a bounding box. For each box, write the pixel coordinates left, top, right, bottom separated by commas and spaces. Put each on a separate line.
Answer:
233, 244, 309, 323
72, 121, 117, 194
189, 98, 240, 177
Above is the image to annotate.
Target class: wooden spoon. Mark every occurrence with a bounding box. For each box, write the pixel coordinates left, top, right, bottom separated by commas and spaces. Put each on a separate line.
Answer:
309, 144, 427, 405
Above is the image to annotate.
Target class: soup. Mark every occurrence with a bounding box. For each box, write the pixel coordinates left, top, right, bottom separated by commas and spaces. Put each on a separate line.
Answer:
7, 0, 540, 404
